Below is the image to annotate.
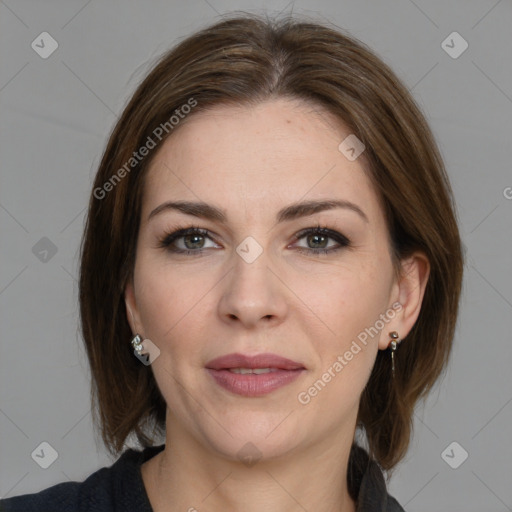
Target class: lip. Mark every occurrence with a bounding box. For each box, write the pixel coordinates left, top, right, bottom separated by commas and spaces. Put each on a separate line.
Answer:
205, 352, 306, 397
205, 352, 305, 370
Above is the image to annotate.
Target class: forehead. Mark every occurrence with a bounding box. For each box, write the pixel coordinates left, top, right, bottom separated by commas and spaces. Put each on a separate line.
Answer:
141, 98, 381, 224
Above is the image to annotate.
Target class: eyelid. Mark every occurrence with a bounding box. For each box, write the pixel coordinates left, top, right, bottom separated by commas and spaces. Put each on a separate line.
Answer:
157, 223, 351, 255
292, 225, 350, 245
157, 225, 218, 249
290, 226, 350, 255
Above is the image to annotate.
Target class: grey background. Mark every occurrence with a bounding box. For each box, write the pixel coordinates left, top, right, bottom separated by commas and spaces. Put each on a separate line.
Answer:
1, 1, 511, 510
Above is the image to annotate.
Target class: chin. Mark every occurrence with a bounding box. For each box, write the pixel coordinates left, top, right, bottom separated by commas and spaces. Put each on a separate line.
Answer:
195, 410, 305, 464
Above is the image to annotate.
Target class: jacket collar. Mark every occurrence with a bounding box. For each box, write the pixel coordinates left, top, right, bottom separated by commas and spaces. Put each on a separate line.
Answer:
348, 443, 402, 511
134, 443, 401, 511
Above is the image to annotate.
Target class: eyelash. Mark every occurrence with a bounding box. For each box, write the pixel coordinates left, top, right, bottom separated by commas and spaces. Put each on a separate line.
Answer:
157, 223, 350, 257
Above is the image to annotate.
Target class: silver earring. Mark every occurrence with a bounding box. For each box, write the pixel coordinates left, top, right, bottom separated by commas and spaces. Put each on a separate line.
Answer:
131, 333, 144, 355
389, 331, 401, 378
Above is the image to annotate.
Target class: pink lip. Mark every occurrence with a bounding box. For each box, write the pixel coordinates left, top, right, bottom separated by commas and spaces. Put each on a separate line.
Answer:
205, 353, 306, 397
205, 353, 305, 371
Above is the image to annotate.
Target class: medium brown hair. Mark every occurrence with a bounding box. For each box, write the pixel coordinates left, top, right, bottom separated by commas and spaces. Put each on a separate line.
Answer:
79, 12, 463, 473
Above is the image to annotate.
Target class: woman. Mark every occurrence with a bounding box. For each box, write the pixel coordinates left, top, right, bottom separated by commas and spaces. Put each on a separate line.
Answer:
1, 12, 463, 512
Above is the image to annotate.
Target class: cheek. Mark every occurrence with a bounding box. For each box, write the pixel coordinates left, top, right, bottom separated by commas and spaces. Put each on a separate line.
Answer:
133, 254, 221, 375
295, 314, 380, 424
134, 253, 202, 331
293, 256, 393, 342
292, 257, 392, 400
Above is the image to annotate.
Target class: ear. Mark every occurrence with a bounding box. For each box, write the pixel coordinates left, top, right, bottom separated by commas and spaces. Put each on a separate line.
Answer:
378, 251, 430, 350
124, 278, 144, 337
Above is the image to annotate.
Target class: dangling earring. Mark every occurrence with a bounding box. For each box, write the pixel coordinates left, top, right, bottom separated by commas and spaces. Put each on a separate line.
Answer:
388, 331, 401, 378
131, 333, 145, 355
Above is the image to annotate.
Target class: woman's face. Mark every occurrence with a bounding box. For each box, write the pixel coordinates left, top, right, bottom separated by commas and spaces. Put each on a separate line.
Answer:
125, 98, 409, 462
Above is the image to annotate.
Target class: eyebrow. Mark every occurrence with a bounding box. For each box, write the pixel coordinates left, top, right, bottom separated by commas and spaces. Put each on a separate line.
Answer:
148, 198, 368, 224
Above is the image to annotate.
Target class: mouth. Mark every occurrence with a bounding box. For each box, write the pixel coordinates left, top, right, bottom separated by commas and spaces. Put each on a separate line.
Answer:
205, 352, 305, 371
225, 367, 280, 374
205, 353, 306, 397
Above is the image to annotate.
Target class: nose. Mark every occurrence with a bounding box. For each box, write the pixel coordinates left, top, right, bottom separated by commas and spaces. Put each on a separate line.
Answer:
217, 246, 288, 329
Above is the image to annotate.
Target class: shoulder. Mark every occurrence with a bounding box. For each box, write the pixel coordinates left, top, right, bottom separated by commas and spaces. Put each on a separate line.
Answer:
349, 444, 406, 512
386, 495, 406, 512
0, 444, 164, 512
0, 480, 83, 512
0, 467, 113, 512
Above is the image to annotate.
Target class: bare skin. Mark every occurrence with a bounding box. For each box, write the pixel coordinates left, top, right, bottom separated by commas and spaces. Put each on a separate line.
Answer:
126, 98, 429, 512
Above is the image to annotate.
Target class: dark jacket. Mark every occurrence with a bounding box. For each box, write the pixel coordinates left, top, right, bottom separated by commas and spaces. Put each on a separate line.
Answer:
0, 443, 405, 511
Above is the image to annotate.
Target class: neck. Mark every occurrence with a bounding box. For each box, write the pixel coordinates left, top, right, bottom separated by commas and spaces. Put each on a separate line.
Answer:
141, 414, 358, 512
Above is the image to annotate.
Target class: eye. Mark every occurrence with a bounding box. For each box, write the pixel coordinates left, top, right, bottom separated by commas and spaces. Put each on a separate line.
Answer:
292, 225, 350, 256
157, 225, 218, 255
157, 224, 351, 256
